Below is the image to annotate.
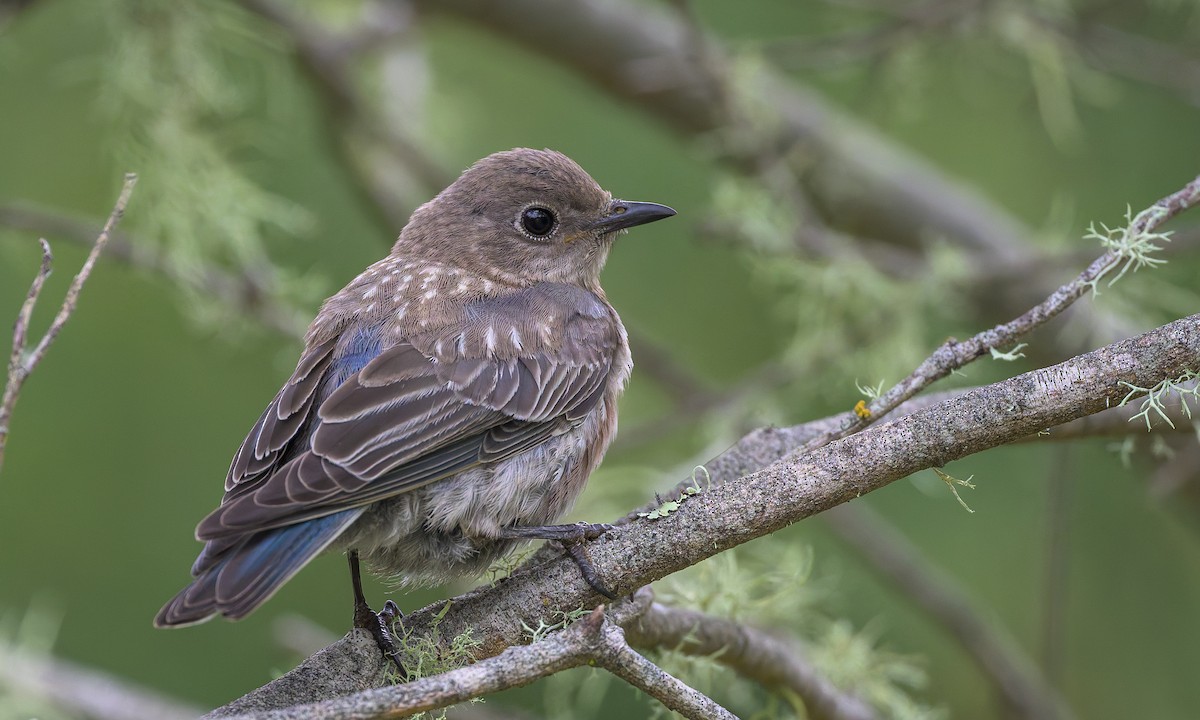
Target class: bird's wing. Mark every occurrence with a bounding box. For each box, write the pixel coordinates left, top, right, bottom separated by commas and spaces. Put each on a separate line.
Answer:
196, 284, 618, 541
221, 336, 340, 496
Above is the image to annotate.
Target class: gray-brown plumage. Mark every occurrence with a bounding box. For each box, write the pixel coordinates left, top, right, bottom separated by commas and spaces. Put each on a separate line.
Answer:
155, 148, 675, 630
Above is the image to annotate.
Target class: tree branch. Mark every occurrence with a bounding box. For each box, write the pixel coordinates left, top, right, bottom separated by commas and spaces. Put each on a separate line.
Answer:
799, 173, 1200, 453
0, 174, 137, 474
216, 597, 735, 720
625, 597, 879, 720
206, 310, 1200, 716
0, 201, 305, 337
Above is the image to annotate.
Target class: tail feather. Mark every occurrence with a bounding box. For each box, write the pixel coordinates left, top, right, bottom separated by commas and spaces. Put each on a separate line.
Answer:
155, 509, 362, 628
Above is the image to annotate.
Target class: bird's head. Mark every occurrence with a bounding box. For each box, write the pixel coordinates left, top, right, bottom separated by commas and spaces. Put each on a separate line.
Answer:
394, 148, 675, 288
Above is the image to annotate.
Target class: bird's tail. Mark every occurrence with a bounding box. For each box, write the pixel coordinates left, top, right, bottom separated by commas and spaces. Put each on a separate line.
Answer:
154, 509, 362, 628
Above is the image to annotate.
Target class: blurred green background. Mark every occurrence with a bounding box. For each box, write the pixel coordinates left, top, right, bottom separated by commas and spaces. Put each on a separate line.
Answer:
1, 0, 1198, 718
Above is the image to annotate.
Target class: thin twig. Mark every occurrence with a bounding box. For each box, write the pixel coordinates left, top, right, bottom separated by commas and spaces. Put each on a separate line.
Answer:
799, 174, 1200, 454
0, 201, 305, 337
0, 174, 137, 473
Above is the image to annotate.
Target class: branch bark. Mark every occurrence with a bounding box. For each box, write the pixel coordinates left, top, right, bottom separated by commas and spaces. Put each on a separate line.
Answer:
216, 598, 736, 720
207, 311, 1200, 716
0, 175, 137, 474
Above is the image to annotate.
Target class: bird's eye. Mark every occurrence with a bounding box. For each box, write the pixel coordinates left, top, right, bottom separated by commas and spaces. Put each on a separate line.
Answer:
519, 207, 557, 238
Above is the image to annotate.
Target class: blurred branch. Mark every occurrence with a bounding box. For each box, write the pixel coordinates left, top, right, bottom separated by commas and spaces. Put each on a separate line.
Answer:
237, 0, 451, 230
0, 174, 136, 475
0, 0, 35, 33
1077, 24, 1200, 107
769, 4, 1200, 108
766, 0, 976, 70
203, 310, 1200, 715
410, 0, 1033, 263
824, 504, 1072, 720
0, 201, 306, 337
0, 642, 200, 720
625, 594, 879, 720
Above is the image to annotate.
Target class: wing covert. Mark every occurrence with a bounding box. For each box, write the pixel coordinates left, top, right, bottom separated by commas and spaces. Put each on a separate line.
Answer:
197, 284, 621, 541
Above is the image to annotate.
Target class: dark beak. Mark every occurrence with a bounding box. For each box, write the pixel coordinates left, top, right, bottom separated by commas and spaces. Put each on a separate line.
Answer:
590, 200, 676, 233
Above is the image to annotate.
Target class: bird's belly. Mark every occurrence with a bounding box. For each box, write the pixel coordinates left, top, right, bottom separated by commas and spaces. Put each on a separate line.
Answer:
339, 418, 598, 585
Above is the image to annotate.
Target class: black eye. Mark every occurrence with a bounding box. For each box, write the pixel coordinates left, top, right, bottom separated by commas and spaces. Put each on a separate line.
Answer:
520, 207, 556, 238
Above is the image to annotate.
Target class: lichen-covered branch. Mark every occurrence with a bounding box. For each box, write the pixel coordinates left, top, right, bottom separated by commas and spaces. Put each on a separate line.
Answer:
205, 310, 1200, 716
625, 598, 878, 720
799, 173, 1200, 453
215, 597, 735, 720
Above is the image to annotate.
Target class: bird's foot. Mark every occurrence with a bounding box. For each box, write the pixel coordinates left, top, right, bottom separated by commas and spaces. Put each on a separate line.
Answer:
564, 541, 617, 599
354, 598, 408, 680
497, 522, 617, 598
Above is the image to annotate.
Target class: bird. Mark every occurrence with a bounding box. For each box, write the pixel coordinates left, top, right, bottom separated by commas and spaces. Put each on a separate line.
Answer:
154, 148, 675, 661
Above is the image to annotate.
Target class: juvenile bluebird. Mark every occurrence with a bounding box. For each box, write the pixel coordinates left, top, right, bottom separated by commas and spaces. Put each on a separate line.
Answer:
154, 149, 675, 659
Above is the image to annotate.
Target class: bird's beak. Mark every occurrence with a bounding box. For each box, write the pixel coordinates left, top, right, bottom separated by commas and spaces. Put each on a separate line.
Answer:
590, 200, 676, 233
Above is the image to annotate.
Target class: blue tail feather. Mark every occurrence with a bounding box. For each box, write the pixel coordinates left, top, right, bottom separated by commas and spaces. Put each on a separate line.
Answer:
155, 509, 362, 627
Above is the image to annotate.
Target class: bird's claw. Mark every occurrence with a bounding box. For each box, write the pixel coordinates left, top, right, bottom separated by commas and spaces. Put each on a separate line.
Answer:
564, 538, 617, 600
576, 521, 613, 542
354, 599, 408, 679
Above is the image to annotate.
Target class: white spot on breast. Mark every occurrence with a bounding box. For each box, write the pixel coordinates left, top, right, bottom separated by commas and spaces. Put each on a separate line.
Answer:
482, 280, 494, 293
509, 326, 523, 351
364, 302, 376, 313
484, 325, 497, 353
456, 280, 471, 294
362, 286, 377, 299
423, 289, 438, 300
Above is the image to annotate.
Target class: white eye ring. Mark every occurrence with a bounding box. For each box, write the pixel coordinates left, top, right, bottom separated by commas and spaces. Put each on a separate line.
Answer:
517, 205, 558, 239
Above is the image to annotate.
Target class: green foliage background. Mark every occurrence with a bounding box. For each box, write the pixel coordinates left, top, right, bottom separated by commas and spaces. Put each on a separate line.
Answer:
1, 0, 1198, 717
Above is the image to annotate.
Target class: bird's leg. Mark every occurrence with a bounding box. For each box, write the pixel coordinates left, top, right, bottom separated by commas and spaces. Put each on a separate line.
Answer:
496, 522, 617, 599
348, 550, 408, 679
